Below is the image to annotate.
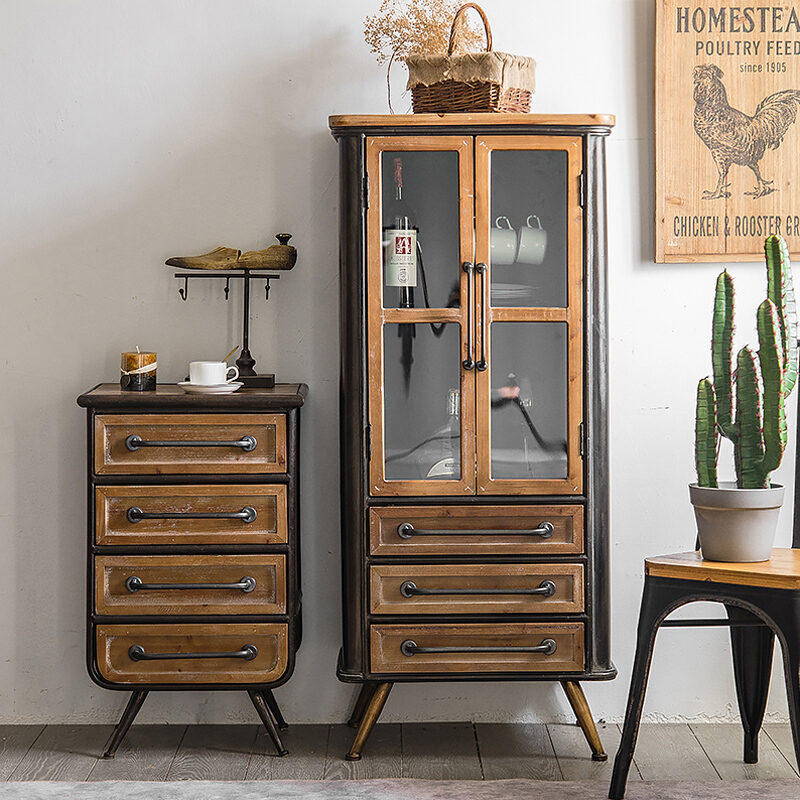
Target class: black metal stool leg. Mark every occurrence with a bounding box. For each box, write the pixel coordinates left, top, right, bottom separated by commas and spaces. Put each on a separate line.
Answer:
261, 689, 288, 731
347, 683, 377, 728
102, 690, 148, 758
727, 605, 775, 764
609, 579, 676, 800
248, 690, 288, 757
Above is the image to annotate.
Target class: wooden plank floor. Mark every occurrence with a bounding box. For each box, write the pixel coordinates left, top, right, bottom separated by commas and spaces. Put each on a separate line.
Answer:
0, 723, 794, 781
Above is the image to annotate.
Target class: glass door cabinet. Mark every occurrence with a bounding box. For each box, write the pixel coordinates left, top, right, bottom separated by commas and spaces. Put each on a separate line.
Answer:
331, 113, 615, 764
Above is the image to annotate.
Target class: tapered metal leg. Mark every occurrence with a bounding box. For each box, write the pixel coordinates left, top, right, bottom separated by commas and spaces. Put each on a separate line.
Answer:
248, 690, 288, 757
347, 683, 377, 728
727, 605, 775, 764
261, 689, 288, 731
102, 690, 149, 758
561, 681, 607, 761
346, 682, 393, 761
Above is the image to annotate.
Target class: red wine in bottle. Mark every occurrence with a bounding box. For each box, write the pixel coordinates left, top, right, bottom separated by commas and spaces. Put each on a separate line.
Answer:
383, 157, 417, 309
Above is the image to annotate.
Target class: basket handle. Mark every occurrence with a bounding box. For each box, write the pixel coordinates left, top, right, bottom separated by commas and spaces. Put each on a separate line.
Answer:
448, 3, 493, 56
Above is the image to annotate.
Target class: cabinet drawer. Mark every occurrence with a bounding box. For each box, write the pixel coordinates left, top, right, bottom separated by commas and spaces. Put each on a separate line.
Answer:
369, 563, 583, 615
95, 555, 286, 616
96, 623, 288, 684
95, 485, 287, 546
370, 622, 584, 674
369, 505, 583, 556
94, 414, 286, 475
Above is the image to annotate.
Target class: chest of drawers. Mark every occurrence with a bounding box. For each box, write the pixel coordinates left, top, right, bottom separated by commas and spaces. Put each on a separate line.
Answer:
77, 383, 307, 758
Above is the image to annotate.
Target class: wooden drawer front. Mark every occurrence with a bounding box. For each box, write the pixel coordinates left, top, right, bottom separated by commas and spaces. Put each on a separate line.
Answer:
370, 505, 583, 556
370, 622, 584, 674
369, 563, 584, 615
94, 414, 286, 475
95, 485, 287, 546
96, 623, 288, 684
95, 555, 286, 616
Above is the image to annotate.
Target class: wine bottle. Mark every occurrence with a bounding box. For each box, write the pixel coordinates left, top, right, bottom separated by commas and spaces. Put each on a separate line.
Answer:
383, 157, 417, 309
423, 388, 461, 479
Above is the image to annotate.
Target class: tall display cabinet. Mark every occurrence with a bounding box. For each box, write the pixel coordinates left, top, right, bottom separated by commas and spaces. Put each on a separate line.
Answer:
329, 113, 615, 761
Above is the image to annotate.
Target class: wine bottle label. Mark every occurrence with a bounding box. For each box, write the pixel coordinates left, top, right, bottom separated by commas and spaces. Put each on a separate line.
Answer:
384, 229, 417, 287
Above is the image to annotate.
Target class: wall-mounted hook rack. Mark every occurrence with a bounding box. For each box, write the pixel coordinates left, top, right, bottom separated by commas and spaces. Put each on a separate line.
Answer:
173, 269, 281, 388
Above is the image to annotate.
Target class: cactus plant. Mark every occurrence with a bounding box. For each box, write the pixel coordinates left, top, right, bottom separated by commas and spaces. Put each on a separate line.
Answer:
695, 235, 798, 490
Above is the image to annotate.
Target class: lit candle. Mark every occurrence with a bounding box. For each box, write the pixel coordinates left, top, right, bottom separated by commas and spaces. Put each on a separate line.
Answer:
120, 348, 157, 391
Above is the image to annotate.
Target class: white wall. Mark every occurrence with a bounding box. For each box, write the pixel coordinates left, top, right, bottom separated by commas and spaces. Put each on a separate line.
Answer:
0, 0, 794, 724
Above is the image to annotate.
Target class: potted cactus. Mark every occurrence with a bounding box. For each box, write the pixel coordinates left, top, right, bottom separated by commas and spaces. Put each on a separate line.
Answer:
692, 235, 798, 562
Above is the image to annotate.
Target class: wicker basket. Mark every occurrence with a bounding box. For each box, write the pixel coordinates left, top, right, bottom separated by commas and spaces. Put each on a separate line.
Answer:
406, 3, 535, 114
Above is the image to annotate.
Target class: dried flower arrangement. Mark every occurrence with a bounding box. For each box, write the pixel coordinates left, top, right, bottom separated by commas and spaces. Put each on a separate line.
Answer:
364, 0, 484, 110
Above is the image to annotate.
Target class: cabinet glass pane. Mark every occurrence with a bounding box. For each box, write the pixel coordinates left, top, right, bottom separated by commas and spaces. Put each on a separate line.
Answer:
490, 322, 568, 479
383, 323, 462, 481
381, 150, 461, 310
489, 150, 567, 308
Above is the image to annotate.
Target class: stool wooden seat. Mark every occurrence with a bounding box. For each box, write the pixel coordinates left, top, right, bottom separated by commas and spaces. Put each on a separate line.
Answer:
609, 548, 800, 799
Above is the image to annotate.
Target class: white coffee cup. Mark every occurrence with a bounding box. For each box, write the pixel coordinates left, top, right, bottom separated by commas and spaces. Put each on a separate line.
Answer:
490, 216, 517, 266
516, 215, 547, 265
189, 361, 239, 385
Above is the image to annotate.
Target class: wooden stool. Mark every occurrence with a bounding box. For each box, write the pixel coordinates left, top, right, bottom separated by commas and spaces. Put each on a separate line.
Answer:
609, 549, 800, 799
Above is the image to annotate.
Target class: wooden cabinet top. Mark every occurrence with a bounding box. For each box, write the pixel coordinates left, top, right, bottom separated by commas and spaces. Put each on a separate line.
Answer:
77, 383, 308, 410
329, 112, 616, 134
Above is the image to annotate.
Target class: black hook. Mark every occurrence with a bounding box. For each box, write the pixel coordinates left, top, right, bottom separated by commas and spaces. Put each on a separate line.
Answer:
265, 278, 271, 301
224, 277, 231, 300
178, 275, 189, 301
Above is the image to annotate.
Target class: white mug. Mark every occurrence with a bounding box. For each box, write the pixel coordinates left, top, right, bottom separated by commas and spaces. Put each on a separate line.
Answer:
516, 215, 547, 265
189, 361, 239, 385
490, 216, 517, 266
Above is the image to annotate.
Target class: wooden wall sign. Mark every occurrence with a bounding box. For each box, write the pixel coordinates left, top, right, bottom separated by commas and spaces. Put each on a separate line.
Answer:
656, 1, 800, 262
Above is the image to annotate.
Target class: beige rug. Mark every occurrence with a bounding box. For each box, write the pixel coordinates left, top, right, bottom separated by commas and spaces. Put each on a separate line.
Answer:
0, 780, 796, 799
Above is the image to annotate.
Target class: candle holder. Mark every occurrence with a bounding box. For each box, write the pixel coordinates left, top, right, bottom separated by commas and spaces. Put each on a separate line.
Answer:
121, 352, 157, 391
172, 269, 280, 388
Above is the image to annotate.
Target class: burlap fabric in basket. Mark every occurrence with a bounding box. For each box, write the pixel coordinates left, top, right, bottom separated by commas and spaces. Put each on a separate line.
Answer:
406, 3, 535, 113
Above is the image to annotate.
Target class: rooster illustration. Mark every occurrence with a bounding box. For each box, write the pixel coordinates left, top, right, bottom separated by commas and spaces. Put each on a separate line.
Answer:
693, 65, 800, 199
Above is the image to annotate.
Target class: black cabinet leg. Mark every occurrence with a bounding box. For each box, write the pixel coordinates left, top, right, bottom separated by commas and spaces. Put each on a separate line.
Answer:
561, 681, 607, 761
102, 690, 148, 759
609, 579, 675, 800
261, 689, 288, 731
248, 690, 288, 757
346, 682, 392, 761
347, 683, 377, 728
727, 605, 775, 764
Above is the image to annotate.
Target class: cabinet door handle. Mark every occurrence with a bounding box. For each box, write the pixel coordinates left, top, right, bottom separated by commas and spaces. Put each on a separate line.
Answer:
399, 579, 556, 598
125, 434, 257, 452
462, 261, 475, 370
125, 575, 257, 593
128, 644, 258, 661
400, 639, 557, 657
475, 262, 488, 371
126, 506, 257, 524
397, 521, 554, 539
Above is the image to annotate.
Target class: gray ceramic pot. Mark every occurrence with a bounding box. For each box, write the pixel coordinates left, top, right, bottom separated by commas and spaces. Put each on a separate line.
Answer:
689, 482, 784, 562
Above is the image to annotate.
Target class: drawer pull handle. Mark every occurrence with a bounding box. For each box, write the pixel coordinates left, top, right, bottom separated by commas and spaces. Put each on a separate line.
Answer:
125, 575, 257, 593
397, 521, 555, 539
126, 506, 257, 524
399, 579, 556, 599
400, 638, 557, 657
128, 644, 258, 661
125, 434, 257, 452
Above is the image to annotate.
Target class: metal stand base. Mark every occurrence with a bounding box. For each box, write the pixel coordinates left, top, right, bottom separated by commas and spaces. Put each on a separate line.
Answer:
346, 682, 393, 760
262, 688, 288, 731
239, 374, 275, 389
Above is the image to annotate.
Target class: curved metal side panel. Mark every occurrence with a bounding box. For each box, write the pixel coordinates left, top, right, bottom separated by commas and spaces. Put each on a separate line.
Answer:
584, 133, 614, 675
338, 133, 368, 677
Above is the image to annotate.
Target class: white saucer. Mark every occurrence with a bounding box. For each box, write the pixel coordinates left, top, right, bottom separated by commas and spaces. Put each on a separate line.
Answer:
178, 381, 243, 395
